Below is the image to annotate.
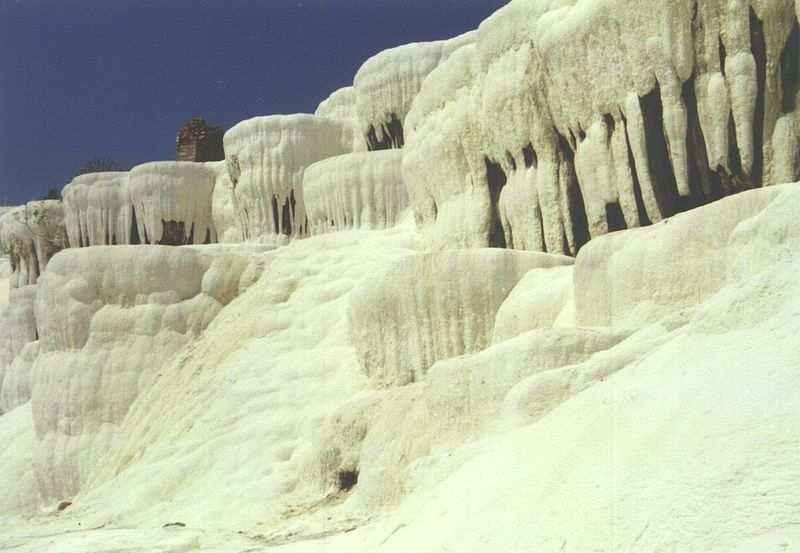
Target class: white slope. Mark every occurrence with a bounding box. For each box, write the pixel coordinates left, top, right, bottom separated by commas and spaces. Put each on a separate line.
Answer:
27, 245, 255, 503
0, 285, 37, 414
1, 183, 796, 553
348, 249, 573, 387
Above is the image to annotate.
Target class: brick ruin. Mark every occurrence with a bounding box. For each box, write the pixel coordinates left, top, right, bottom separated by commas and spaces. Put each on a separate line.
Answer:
176, 117, 225, 162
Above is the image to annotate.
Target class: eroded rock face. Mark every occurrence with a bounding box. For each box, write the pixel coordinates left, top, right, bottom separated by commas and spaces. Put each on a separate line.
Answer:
128, 161, 217, 245
348, 249, 573, 387
353, 31, 476, 151
304, 150, 408, 235
0, 202, 68, 288
315, 87, 365, 152
573, 185, 786, 329
0, 285, 37, 414
62, 172, 133, 247
404, 0, 800, 253
208, 161, 244, 243
29, 246, 253, 501
223, 115, 355, 241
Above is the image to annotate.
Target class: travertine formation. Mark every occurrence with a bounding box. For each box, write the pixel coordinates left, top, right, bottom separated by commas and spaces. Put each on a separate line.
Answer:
128, 161, 217, 245
354, 31, 476, 150
348, 249, 573, 387
30, 246, 254, 500
304, 150, 408, 234
404, 0, 800, 252
0, 1, 799, 550
0, 202, 68, 288
0, 285, 37, 413
62, 172, 134, 247
223, 115, 354, 240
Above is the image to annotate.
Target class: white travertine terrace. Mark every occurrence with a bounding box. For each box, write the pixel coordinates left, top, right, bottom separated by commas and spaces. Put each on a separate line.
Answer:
0, 0, 799, 549
303, 150, 408, 234
348, 249, 573, 387
491, 264, 575, 344
0, 285, 37, 414
208, 160, 244, 243
574, 184, 785, 330
404, 0, 800, 252
353, 31, 476, 150
29, 246, 255, 501
223, 114, 354, 240
61, 172, 132, 247
128, 161, 217, 245
0, 201, 68, 288
315, 86, 365, 152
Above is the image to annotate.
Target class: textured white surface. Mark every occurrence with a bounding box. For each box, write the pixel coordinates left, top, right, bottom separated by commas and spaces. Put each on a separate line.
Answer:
0, 184, 798, 552
128, 162, 217, 245
348, 249, 573, 387
304, 150, 408, 234
492, 264, 574, 344
574, 185, 784, 329
404, 0, 800, 252
315, 86, 364, 152
28, 246, 253, 502
62, 172, 132, 247
0, 0, 799, 549
223, 115, 354, 240
0, 285, 37, 414
354, 31, 476, 149
208, 161, 243, 243
0, 202, 68, 288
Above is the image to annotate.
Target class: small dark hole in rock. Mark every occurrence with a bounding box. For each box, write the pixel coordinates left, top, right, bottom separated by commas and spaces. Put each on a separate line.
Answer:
338, 469, 359, 491
57, 501, 72, 512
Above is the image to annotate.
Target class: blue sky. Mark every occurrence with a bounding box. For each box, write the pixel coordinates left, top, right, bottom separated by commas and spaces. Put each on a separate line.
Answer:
0, 0, 508, 204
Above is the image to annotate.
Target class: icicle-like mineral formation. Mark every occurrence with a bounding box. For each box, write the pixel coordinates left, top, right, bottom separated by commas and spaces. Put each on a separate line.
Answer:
61, 172, 133, 247
0, 202, 68, 288
354, 31, 476, 150
128, 161, 217, 245
404, 0, 800, 253
29, 246, 252, 500
303, 150, 408, 234
348, 249, 573, 388
223, 114, 354, 240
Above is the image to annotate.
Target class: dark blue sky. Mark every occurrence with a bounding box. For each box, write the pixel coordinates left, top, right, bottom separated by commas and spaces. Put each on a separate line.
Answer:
0, 0, 507, 204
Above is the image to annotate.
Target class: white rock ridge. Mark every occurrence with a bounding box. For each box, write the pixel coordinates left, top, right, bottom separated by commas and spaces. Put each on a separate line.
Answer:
404, 0, 800, 253
128, 161, 217, 245
61, 171, 133, 247
303, 150, 408, 234
223, 115, 354, 240
348, 249, 573, 387
353, 31, 476, 150
315, 86, 365, 152
29, 246, 254, 501
0, 285, 37, 414
0, 201, 68, 288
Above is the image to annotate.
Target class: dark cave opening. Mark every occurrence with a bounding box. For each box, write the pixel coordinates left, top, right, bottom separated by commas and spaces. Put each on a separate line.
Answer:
485, 157, 507, 249
337, 469, 359, 492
